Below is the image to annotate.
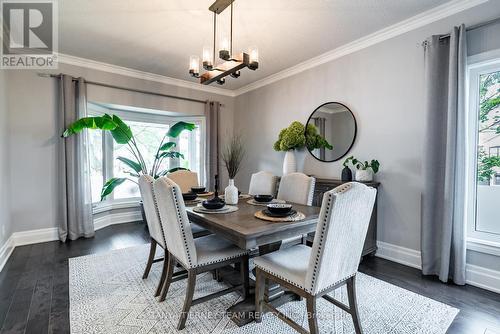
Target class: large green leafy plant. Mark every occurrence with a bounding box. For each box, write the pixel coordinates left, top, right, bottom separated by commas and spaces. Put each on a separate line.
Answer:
62, 114, 195, 200
273, 121, 333, 151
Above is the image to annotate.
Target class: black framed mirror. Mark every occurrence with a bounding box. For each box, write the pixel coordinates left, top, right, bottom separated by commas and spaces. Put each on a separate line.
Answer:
305, 102, 357, 162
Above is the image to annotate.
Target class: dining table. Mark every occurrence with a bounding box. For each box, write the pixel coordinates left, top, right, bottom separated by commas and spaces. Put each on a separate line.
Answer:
186, 197, 321, 326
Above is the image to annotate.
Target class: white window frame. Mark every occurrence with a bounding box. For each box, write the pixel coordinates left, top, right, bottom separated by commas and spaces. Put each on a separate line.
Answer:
88, 105, 206, 212
466, 48, 500, 255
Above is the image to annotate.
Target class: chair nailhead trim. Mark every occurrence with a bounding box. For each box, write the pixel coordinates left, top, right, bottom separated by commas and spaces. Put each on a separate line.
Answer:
309, 192, 332, 294
169, 180, 193, 267
255, 265, 305, 290
148, 178, 167, 247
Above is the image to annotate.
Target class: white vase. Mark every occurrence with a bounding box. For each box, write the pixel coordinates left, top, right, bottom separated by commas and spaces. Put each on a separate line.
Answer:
355, 169, 373, 182
295, 149, 307, 173
224, 179, 239, 205
283, 150, 297, 175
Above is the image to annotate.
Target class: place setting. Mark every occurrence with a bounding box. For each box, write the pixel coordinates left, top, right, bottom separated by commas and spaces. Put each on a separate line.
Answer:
247, 194, 286, 206
192, 177, 239, 214
255, 203, 306, 222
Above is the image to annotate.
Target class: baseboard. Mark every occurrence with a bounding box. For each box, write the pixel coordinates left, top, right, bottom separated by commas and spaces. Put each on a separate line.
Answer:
12, 227, 59, 246
0, 211, 143, 272
376, 241, 422, 269
93, 210, 143, 231
376, 241, 500, 294
0, 236, 15, 273
465, 264, 500, 294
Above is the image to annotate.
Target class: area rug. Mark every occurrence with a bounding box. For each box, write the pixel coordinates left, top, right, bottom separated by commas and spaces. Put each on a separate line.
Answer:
69, 245, 458, 334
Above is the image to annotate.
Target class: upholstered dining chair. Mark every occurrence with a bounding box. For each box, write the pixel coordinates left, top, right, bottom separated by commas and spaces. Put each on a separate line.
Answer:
277, 172, 315, 205
167, 170, 199, 193
276, 172, 316, 246
153, 177, 250, 330
138, 175, 209, 297
254, 182, 377, 334
248, 171, 278, 196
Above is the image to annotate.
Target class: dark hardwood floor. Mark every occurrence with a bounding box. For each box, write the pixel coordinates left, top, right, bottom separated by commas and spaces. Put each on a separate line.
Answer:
0, 222, 499, 334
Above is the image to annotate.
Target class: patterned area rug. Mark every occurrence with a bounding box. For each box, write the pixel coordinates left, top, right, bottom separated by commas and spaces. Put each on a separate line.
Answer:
69, 245, 459, 334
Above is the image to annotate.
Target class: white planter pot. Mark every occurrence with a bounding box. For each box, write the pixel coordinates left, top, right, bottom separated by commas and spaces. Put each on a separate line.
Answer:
224, 179, 239, 205
355, 169, 374, 182
283, 150, 297, 175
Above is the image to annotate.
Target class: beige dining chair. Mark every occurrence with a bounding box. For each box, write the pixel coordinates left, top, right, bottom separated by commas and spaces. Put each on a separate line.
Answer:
138, 175, 209, 297
277, 172, 315, 205
153, 177, 250, 330
254, 182, 377, 334
248, 171, 278, 196
276, 172, 316, 246
168, 170, 199, 193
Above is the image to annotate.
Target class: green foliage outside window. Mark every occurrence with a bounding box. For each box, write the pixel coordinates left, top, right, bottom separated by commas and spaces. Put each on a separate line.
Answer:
477, 71, 500, 183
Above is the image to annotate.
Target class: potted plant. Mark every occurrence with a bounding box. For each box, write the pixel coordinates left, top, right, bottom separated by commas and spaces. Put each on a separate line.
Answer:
62, 114, 195, 199
344, 156, 380, 182
273, 121, 332, 174
221, 134, 246, 205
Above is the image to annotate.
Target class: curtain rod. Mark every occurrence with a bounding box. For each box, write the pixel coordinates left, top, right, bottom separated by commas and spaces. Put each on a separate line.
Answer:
37, 73, 223, 106
428, 16, 500, 43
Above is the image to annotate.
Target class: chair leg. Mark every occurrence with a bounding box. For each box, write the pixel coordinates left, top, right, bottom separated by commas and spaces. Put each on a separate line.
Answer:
254, 268, 265, 323
240, 256, 250, 299
306, 296, 319, 334
177, 270, 197, 330
142, 239, 157, 279
159, 254, 175, 302
155, 252, 169, 297
347, 276, 363, 334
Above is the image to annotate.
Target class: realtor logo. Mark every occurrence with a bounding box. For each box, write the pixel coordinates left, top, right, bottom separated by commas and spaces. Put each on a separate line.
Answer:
1, 0, 58, 69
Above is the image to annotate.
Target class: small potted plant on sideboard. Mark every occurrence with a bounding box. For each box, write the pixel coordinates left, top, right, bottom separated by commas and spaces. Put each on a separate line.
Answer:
343, 156, 380, 182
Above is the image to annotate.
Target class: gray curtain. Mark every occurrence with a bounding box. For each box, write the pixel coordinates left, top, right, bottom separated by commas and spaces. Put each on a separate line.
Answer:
421, 25, 467, 285
205, 101, 220, 191
58, 75, 94, 241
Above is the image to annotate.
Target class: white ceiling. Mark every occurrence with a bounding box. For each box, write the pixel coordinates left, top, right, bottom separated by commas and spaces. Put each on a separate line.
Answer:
59, 0, 451, 90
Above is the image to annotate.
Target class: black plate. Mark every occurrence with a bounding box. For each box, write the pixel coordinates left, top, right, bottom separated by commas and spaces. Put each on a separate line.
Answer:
263, 209, 297, 218
182, 192, 198, 201
254, 195, 274, 203
191, 186, 206, 194
202, 198, 226, 210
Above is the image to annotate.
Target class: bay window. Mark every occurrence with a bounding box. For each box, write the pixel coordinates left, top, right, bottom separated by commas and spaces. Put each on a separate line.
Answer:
467, 50, 500, 253
88, 104, 205, 206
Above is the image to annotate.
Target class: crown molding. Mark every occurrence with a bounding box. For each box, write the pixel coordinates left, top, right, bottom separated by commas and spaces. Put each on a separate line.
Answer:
54, 0, 487, 98
56, 53, 236, 97
233, 0, 489, 96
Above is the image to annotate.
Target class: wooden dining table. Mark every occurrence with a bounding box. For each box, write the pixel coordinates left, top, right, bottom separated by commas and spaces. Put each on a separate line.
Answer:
186, 197, 321, 326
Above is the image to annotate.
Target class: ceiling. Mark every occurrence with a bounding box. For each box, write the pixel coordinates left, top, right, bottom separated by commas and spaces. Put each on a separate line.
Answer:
59, 0, 451, 90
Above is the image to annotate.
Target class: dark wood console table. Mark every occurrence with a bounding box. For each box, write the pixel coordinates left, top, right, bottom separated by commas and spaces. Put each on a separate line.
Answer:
308, 177, 380, 257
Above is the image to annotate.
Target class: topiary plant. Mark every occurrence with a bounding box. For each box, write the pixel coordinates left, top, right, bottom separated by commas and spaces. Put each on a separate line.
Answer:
273, 121, 332, 151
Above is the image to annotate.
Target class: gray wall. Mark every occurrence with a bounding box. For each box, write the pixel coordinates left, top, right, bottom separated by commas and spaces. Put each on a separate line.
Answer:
5, 64, 234, 235
0, 71, 11, 247
234, 2, 500, 269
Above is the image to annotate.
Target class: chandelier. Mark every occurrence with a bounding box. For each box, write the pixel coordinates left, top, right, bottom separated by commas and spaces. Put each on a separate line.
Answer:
189, 0, 258, 85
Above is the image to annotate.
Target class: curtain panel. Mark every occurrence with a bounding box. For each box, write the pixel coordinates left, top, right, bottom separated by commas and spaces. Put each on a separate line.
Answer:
205, 101, 220, 191
58, 75, 94, 241
421, 25, 467, 285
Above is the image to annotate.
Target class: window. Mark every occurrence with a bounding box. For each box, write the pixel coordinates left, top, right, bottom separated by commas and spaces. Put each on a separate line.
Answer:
88, 105, 205, 205
467, 51, 500, 248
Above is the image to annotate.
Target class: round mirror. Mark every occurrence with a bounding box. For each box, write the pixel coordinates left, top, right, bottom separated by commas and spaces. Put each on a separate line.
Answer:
305, 102, 357, 162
